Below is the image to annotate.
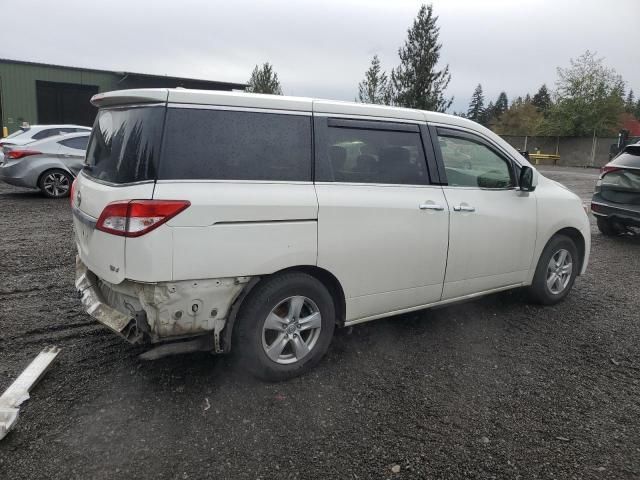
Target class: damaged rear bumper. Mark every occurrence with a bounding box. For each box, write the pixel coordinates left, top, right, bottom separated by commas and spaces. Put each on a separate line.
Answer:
75, 256, 250, 351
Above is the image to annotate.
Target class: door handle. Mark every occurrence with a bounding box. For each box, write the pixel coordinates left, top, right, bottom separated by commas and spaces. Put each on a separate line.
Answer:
453, 204, 475, 212
419, 203, 444, 211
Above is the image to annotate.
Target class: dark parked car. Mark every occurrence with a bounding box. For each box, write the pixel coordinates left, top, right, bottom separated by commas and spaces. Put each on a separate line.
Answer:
592, 143, 640, 235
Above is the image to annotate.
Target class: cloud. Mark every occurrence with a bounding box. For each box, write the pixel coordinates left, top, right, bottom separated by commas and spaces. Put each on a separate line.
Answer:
1, 0, 638, 112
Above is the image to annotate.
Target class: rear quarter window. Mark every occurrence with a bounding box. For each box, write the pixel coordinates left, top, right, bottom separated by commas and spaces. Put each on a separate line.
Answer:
159, 108, 312, 181
84, 106, 165, 184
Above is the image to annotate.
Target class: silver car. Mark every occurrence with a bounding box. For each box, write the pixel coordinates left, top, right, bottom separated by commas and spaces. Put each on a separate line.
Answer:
0, 124, 91, 162
0, 132, 90, 198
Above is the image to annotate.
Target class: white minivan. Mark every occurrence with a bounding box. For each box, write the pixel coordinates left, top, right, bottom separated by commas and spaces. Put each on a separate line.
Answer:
73, 89, 590, 380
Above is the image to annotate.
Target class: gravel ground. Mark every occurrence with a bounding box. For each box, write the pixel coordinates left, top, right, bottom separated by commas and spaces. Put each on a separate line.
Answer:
1, 166, 639, 479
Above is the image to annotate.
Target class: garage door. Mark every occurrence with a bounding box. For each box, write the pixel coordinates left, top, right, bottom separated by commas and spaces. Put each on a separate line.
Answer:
36, 80, 98, 127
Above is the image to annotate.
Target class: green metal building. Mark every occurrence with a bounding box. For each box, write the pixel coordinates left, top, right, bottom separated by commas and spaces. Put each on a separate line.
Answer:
0, 58, 245, 134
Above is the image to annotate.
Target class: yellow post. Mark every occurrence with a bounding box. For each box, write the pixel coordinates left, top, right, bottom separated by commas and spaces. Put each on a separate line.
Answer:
2, 127, 7, 138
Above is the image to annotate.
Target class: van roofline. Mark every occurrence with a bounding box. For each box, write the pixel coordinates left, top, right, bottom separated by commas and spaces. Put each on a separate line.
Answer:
91, 88, 472, 124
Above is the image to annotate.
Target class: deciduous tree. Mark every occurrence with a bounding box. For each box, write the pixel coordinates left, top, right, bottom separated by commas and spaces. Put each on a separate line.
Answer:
492, 98, 545, 136
545, 51, 624, 136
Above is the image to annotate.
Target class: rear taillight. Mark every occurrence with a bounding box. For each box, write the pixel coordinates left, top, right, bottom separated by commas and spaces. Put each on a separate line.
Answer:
7, 149, 41, 160
600, 165, 622, 177
70, 177, 78, 207
96, 200, 190, 237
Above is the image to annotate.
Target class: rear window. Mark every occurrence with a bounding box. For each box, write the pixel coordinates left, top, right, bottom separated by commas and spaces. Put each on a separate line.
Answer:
84, 106, 165, 184
612, 146, 640, 169
159, 108, 312, 181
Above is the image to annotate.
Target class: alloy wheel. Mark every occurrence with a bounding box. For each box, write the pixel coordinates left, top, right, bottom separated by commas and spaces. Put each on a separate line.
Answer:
261, 296, 322, 365
42, 172, 70, 197
546, 248, 573, 295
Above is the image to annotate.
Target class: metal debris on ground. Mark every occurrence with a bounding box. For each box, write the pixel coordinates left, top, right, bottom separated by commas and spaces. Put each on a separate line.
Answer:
0, 346, 61, 440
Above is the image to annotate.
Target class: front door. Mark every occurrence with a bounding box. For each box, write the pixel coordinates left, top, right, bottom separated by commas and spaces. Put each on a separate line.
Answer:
432, 127, 537, 300
314, 117, 450, 322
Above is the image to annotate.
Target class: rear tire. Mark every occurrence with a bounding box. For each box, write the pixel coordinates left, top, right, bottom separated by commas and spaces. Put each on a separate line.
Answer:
38, 169, 73, 198
597, 217, 622, 236
528, 235, 579, 305
236, 272, 335, 381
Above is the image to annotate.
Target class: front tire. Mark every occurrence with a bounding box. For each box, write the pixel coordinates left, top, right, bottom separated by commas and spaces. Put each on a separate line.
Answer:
528, 235, 579, 305
38, 169, 73, 198
236, 272, 335, 381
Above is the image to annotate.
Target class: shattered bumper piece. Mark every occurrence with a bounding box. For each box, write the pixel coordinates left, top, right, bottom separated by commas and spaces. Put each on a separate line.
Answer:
0, 346, 60, 440
75, 257, 134, 335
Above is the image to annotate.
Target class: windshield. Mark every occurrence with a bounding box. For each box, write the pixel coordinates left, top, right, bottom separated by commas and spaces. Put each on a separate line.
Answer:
84, 105, 165, 184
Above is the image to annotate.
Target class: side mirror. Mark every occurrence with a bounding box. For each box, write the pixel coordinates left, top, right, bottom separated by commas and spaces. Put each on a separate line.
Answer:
519, 166, 536, 192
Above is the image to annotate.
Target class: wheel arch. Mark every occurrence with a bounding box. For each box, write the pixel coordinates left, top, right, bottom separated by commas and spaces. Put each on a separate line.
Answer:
547, 227, 586, 274
221, 265, 346, 353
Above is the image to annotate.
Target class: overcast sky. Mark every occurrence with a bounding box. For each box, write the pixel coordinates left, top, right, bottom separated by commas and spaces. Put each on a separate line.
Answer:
2, 0, 639, 112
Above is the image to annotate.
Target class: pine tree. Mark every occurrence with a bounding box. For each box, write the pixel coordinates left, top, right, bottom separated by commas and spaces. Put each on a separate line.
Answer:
357, 55, 392, 105
246, 63, 283, 95
532, 84, 552, 112
494, 92, 509, 117
625, 89, 636, 113
467, 84, 485, 122
391, 4, 452, 112
482, 101, 495, 126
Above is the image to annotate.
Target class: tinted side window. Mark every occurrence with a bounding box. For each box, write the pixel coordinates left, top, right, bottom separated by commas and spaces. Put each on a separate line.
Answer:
438, 134, 513, 189
159, 108, 312, 181
323, 126, 428, 185
60, 136, 89, 150
32, 129, 59, 140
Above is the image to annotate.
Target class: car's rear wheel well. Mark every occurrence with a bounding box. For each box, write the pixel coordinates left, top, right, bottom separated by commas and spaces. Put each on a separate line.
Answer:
275, 266, 346, 327
551, 227, 585, 274
37, 167, 73, 185
222, 266, 346, 353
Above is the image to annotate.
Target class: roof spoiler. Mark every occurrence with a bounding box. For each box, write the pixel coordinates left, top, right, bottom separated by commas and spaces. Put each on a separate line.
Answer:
91, 89, 169, 107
